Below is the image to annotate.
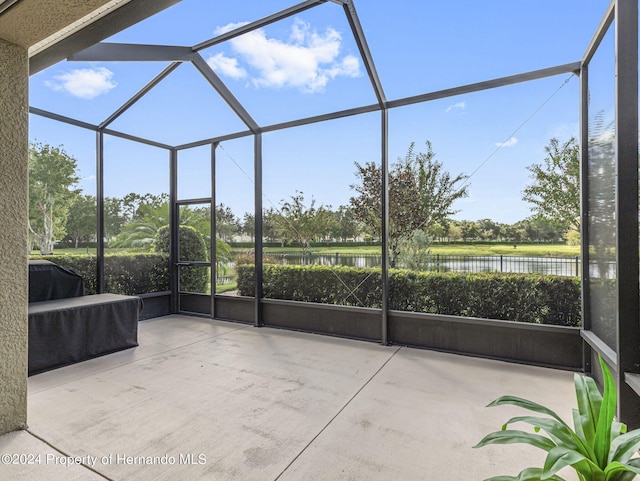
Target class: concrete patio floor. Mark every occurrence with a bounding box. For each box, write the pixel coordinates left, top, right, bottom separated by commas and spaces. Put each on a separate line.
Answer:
1, 315, 579, 480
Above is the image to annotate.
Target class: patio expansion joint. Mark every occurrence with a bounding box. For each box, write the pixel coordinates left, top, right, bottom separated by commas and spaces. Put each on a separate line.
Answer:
24, 429, 115, 481
272, 344, 403, 481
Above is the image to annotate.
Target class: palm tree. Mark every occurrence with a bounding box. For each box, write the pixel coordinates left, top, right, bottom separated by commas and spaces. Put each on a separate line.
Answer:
110, 201, 232, 264
110, 203, 167, 248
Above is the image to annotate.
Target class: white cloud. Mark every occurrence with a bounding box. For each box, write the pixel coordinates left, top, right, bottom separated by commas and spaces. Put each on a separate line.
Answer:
551, 121, 579, 140
44, 67, 117, 99
445, 101, 466, 112
209, 18, 361, 93
207, 53, 247, 79
214, 21, 250, 36
495, 136, 519, 148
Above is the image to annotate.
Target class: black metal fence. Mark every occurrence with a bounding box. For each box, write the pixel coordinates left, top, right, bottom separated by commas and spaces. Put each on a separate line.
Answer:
258, 252, 583, 277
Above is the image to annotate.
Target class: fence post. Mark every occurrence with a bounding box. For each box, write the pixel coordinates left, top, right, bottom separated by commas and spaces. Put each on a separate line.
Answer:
500, 255, 503, 273
436, 254, 440, 273
575, 256, 579, 277
335, 252, 339, 265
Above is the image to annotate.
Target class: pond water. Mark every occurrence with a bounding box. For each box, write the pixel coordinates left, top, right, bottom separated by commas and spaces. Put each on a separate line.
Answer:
255, 253, 594, 277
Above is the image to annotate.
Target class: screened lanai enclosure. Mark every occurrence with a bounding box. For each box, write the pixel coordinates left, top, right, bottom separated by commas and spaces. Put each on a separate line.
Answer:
28, 0, 640, 425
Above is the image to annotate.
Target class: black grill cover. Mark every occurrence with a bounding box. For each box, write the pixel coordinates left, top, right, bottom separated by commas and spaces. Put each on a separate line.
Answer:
29, 260, 85, 303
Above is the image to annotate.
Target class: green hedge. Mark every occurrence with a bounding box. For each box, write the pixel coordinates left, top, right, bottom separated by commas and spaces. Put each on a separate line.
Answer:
237, 264, 581, 326
155, 225, 208, 293
32, 254, 169, 296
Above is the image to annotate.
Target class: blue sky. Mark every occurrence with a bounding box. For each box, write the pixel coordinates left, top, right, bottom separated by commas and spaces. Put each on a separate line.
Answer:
28, 0, 612, 224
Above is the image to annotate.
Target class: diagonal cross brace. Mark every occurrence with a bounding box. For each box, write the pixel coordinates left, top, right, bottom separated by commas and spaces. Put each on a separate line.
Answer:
191, 53, 260, 134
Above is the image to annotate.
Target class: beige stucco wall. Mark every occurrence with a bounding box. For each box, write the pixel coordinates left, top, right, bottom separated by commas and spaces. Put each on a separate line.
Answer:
0, 0, 124, 48
0, 38, 29, 435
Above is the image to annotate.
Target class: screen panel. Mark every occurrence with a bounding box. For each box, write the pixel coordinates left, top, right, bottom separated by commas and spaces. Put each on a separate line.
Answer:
587, 23, 617, 350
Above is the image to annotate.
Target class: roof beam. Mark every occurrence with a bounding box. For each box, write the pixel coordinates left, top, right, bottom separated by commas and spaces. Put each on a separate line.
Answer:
339, 0, 386, 106
191, 53, 260, 134
100, 61, 182, 129
29, 0, 181, 74
102, 128, 173, 149
387, 62, 581, 109
69, 42, 194, 62
582, 0, 615, 65
29, 106, 98, 131
193, 0, 327, 52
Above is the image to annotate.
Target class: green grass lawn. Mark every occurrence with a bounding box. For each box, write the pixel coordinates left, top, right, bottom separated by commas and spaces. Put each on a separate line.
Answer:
35, 242, 581, 259
429, 243, 580, 257
257, 243, 580, 257
215, 282, 237, 294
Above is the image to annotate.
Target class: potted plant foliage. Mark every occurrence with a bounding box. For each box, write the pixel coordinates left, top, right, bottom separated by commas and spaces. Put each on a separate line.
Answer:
475, 356, 640, 480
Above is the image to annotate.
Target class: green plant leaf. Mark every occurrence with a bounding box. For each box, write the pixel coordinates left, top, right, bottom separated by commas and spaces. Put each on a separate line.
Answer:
626, 458, 640, 468
474, 430, 557, 452
482, 467, 568, 481
573, 408, 588, 446
613, 472, 639, 481
574, 371, 602, 447
608, 429, 640, 464
501, 415, 589, 456
543, 446, 603, 479
611, 421, 628, 441
487, 396, 565, 423
603, 461, 640, 480
594, 356, 617, 468
618, 458, 640, 480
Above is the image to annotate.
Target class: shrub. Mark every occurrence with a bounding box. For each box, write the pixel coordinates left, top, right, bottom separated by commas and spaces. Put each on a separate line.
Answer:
238, 264, 382, 307
237, 264, 581, 326
33, 253, 169, 295
154, 225, 207, 261
235, 252, 256, 265
104, 254, 169, 295
154, 225, 208, 293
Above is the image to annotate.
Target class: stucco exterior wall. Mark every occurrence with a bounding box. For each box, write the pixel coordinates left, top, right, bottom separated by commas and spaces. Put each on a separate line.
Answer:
0, 0, 122, 48
0, 39, 29, 435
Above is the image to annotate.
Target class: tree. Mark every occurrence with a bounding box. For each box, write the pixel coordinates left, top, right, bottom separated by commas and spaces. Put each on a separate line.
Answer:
271, 192, 331, 254
350, 141, 469, 265
397, 229, 432, 271
564, 229, 580, 246
111, 202, 169, 248
446, 222, 463, 242
241, 213, 255, 241
501, 223, 526, 243
104, 197, 127, 241
113, 201, 231, 263
513, 217, 563, 243
428, 222, 448, 242
180, 204, 211, 238
65, 195, 96, 248
476, 218, 502, 241
262, 208, 279, 243
522, 137, 580, 232
120, 192, 169, 222
329, 205, 359, 242
459, 220, 480, 241
29, 143, 80, 254
216, 204, 240, 242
